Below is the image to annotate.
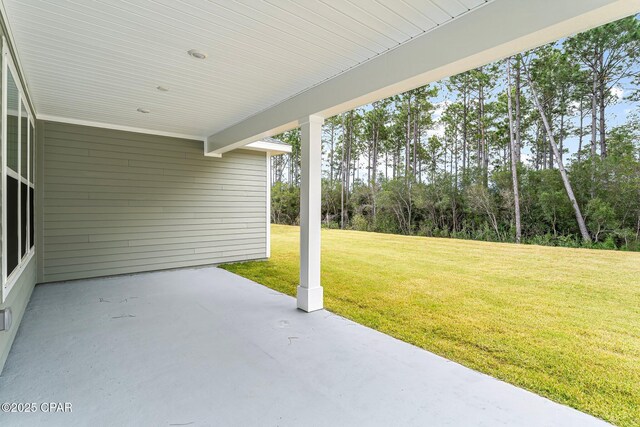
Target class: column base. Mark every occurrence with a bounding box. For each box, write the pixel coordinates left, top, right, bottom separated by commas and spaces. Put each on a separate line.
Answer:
297, 286, 323, 312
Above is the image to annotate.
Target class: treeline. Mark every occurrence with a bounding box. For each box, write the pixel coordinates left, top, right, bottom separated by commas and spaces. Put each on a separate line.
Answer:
270, 16, 640, 250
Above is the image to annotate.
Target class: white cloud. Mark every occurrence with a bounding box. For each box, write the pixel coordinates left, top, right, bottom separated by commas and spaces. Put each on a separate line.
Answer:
569, 100, 580, 112
433, 100, 451, 120
521, 151, 534, 165
426, 123, 445, 139
611, 86, 624, 100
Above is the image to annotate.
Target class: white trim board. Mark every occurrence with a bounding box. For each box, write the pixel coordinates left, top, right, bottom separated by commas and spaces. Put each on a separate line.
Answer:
2, 38, 36, 302
1, 37, 7, 300
37, 114, 204, 142
245, 140, 292, 155
37, 115, 291, 156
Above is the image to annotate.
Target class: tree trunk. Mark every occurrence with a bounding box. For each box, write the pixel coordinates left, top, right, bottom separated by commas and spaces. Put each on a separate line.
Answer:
578, 97, 584, 162
547, 114, 554, 170
524, 61, 591, 242
591, 49, 598, 159
406, 94, 412, 180
372, 125, 379, 222
340, 116, 346, 229
558, 107, 565, 165
329, 124, 335, 184
507, 57, 522, 243
535, 124, 541, 170
462, 90, 468, 175
542, 131, 547, 169
385, 151, 388, 180
372, 125, 378, 185
478, 68, 488, 187
454, 128, 459, 186
413, 108, 418, 179
598, 50, 607, 158
367, 133, 372, 184
514, 56, 522, 163
590, 53, 598, 198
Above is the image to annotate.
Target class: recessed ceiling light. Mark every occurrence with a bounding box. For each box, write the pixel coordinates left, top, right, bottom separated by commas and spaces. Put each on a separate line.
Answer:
137, 107, 150, 114
187, 49, 207, 60
156, 85, 169, 92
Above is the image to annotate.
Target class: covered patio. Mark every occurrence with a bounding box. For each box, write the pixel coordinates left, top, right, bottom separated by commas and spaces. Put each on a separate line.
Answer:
0, 267, 609, 426
0, 0, 637, 425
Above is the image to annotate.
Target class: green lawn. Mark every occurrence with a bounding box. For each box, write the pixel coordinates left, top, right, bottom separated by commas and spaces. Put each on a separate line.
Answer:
222, 224, 640, 426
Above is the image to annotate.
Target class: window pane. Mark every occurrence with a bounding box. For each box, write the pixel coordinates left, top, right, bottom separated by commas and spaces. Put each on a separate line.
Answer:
7, 72, 19, 172
7, 176, 18, 276
21, 102, 28, 178
21, 182, 27, 257
29, 123, 34, 182
29, 187, 34, 249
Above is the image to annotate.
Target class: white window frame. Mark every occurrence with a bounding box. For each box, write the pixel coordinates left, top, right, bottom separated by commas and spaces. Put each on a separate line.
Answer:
2, 37, 35, 302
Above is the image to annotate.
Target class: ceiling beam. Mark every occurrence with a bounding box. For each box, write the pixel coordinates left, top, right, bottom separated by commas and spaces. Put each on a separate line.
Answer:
206, 0, 640, 156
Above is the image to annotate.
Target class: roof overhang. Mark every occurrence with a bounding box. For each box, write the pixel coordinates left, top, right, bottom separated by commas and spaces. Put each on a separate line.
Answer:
244, 140, 291, 156
205, 0, 640, 156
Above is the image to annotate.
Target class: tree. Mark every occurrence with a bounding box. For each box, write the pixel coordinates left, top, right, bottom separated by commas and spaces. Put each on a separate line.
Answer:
363, 100, 390, 222
323, 116, 341, 184
506, 57, 522, 243
523, 59, 592, 242
566, 16, 640, 158
448, 71, 475, 175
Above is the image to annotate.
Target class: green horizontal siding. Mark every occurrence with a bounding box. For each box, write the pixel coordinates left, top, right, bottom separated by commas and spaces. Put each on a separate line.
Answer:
42, 121, 267, 282
0, 257, 36, 371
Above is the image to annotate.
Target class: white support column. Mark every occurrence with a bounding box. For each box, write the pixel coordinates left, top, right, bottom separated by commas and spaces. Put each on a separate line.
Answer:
297, 115, 324, 312
265, 152, 271, 259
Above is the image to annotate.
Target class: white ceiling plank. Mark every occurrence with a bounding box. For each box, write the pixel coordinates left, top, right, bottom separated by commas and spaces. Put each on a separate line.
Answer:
262, 0, 386, 54
320, 0, 414, 42
9, 4, 331, 85
102, 0, 358, 70
457, 0, 487, 10
166, 0, 374, 63
373, 0, 439, 32
234, 0, 398, 51
13, 27, 313, 95
36, 0, 350, 72
402, 0, 453, 24
431, 0, 468, 17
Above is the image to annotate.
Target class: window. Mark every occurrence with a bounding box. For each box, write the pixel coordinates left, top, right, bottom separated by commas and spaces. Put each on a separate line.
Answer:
20, 103, 28, 258
6, 176, 18, 276
6, 68, 19, 277
29, 123, 34, 249
2, 39, 35, 301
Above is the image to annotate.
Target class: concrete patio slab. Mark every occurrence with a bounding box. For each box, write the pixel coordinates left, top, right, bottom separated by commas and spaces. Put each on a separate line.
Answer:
0, 267, 609, 426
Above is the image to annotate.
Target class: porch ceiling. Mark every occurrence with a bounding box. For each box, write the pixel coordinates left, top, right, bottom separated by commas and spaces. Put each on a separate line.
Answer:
3, 0, 638, 147
2, 0, 490, 140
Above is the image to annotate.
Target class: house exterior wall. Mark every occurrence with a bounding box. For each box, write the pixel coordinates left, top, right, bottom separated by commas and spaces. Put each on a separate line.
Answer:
0, 22, 38, 373
0, 256, 34, 370
41, 121, 267, 283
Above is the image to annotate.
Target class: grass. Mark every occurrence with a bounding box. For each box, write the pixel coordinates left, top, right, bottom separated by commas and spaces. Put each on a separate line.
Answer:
222, 224, 640, 426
